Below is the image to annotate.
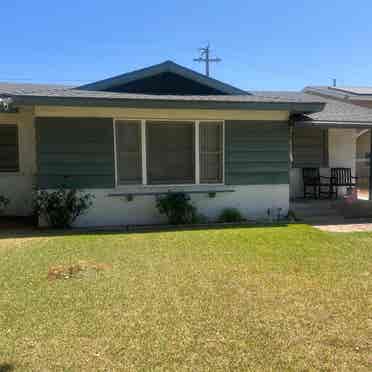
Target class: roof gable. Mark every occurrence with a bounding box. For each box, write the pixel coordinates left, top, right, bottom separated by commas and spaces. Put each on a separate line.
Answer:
78, 60, 248, 95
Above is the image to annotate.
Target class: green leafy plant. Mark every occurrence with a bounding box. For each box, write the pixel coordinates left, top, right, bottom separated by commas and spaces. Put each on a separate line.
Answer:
217, 208, 245, 223
287, 210, 300, 222
33, 188, 94, 228
0, 195, 10, 213
156, 192, 197, 225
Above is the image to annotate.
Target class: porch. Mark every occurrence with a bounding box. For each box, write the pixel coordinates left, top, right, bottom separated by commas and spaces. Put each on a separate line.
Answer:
290, 125, 372, 223
290, 198, 372, 225
290, 125, 372, 199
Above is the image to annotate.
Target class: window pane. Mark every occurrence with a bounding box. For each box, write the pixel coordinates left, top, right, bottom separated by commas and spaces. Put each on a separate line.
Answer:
147, 121, 195, 184
0, 125, 19, 172
293, 127, 328, 168
200, 122, 223, 183
116, 120, 142, 184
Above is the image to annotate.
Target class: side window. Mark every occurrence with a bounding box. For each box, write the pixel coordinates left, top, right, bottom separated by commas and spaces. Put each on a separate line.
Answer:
116, 120, 142, 184
0, 125, 19, 172
200, 122, 223, 183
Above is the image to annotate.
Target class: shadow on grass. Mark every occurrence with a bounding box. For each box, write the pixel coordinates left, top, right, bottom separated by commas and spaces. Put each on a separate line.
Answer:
0, 222, 291, 240
0, 363, 15, 372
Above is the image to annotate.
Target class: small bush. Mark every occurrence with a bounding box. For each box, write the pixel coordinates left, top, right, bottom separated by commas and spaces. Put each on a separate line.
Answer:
33, 188, 94, 228
217, 208, 244, 223
0, 195, 10, 213
192, 213, 208, 224
156, 192, 197, 225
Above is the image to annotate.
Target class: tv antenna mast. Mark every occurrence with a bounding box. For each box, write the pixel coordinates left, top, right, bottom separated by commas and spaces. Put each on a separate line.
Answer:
193, 43, 221, 77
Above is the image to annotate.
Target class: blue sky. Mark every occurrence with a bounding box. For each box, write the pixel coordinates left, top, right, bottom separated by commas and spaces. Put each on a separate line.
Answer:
2, 0, 372, 90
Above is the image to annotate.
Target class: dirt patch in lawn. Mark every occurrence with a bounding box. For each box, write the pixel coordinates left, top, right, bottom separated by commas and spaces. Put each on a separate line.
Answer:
47, 261, 112, 280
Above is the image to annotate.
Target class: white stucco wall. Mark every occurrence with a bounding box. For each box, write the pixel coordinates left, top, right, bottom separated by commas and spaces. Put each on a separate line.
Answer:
73, 184, 290, 227
290, 128, 357, 199
0, 108, 36, 216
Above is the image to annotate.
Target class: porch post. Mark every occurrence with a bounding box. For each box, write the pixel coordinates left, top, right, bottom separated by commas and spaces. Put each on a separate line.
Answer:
288, 117, 294, 168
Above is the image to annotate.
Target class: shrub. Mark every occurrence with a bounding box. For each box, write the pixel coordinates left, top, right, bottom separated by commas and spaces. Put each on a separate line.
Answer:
33, 188, 94, 228
0, 195, 10, 213
156, 192, 197, 225
217, 208, 244, 223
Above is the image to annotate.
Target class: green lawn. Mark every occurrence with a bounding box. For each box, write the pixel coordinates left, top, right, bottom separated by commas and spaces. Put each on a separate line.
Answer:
0, 225, 371, 371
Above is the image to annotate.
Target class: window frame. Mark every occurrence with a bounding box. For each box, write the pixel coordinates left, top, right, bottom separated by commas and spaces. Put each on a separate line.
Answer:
114, 119, 143, 185
113, 118, 225, 187
198, 120, 225, 185
0, 123, 20, 174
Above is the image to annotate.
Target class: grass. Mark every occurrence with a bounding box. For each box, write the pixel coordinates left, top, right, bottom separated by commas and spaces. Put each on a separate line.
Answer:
0, 225, 371, 371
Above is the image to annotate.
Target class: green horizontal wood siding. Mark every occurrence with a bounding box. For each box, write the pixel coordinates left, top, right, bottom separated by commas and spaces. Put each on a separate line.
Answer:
36, 117, 115, 188
225, 121, 289, 185
293, 127, 328, 168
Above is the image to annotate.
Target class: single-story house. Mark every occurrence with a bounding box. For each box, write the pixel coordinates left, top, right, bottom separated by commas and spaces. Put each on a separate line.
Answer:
1, 61, 372, 226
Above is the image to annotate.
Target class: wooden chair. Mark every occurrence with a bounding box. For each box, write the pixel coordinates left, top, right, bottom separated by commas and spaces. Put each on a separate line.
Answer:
303, 168, 332, 199
330, 168, 358, 199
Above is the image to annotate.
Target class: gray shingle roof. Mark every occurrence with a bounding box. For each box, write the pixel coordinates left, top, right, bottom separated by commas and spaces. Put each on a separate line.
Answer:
5, 82, 371, 124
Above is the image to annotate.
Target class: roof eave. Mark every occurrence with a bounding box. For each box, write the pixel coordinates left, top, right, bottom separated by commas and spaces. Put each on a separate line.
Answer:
295, 119, 372, 128
10, 95, 324, 113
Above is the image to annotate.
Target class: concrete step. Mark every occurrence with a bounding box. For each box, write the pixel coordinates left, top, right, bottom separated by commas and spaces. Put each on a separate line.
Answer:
290, 200, 343, 219
299, 216, 346, 225
292, 209, 340, 218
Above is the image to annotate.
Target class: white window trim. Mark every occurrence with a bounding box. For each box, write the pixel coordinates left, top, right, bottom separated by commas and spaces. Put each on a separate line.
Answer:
112, 120, 118, 186
113, 118, 225, 188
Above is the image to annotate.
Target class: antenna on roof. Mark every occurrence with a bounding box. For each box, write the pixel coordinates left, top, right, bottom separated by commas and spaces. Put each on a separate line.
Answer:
193, 43, 221, 77
332, 78, 337, 87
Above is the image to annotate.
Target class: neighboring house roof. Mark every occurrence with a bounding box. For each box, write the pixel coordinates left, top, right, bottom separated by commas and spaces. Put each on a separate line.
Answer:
0, 82, 324, 113
254, 90, 372, 127
304, 86, 372, 102
77, 60, 248, 95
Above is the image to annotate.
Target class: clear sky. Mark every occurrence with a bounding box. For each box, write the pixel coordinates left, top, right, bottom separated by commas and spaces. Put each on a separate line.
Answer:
2, 0, 372, 91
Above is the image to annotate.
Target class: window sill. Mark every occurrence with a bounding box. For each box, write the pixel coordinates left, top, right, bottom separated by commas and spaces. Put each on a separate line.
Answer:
0, 171, 21, 176
107, 187, 235, 201
114, 183, 226, 189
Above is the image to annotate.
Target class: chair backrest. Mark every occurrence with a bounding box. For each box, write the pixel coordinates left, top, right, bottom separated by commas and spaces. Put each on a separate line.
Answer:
331, 168, 352, 185
302, 168, 320, 182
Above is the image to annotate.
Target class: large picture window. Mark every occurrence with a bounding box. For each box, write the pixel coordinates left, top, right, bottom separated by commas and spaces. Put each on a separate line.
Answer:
115, 120, 142, 184
146, 121, 195, 184
114, 119, 224, 186
0, 125, 19, 172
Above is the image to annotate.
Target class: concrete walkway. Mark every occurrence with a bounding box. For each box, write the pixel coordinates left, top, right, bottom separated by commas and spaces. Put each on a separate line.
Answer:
314, 221, 372, 232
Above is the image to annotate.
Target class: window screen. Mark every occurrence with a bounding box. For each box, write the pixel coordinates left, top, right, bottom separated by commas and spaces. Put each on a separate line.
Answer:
293, 127, 328, 168
146, 121, 195, 184
0, 125, 19, 172
116, 120, 142, 184
200, 122, 223, 183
